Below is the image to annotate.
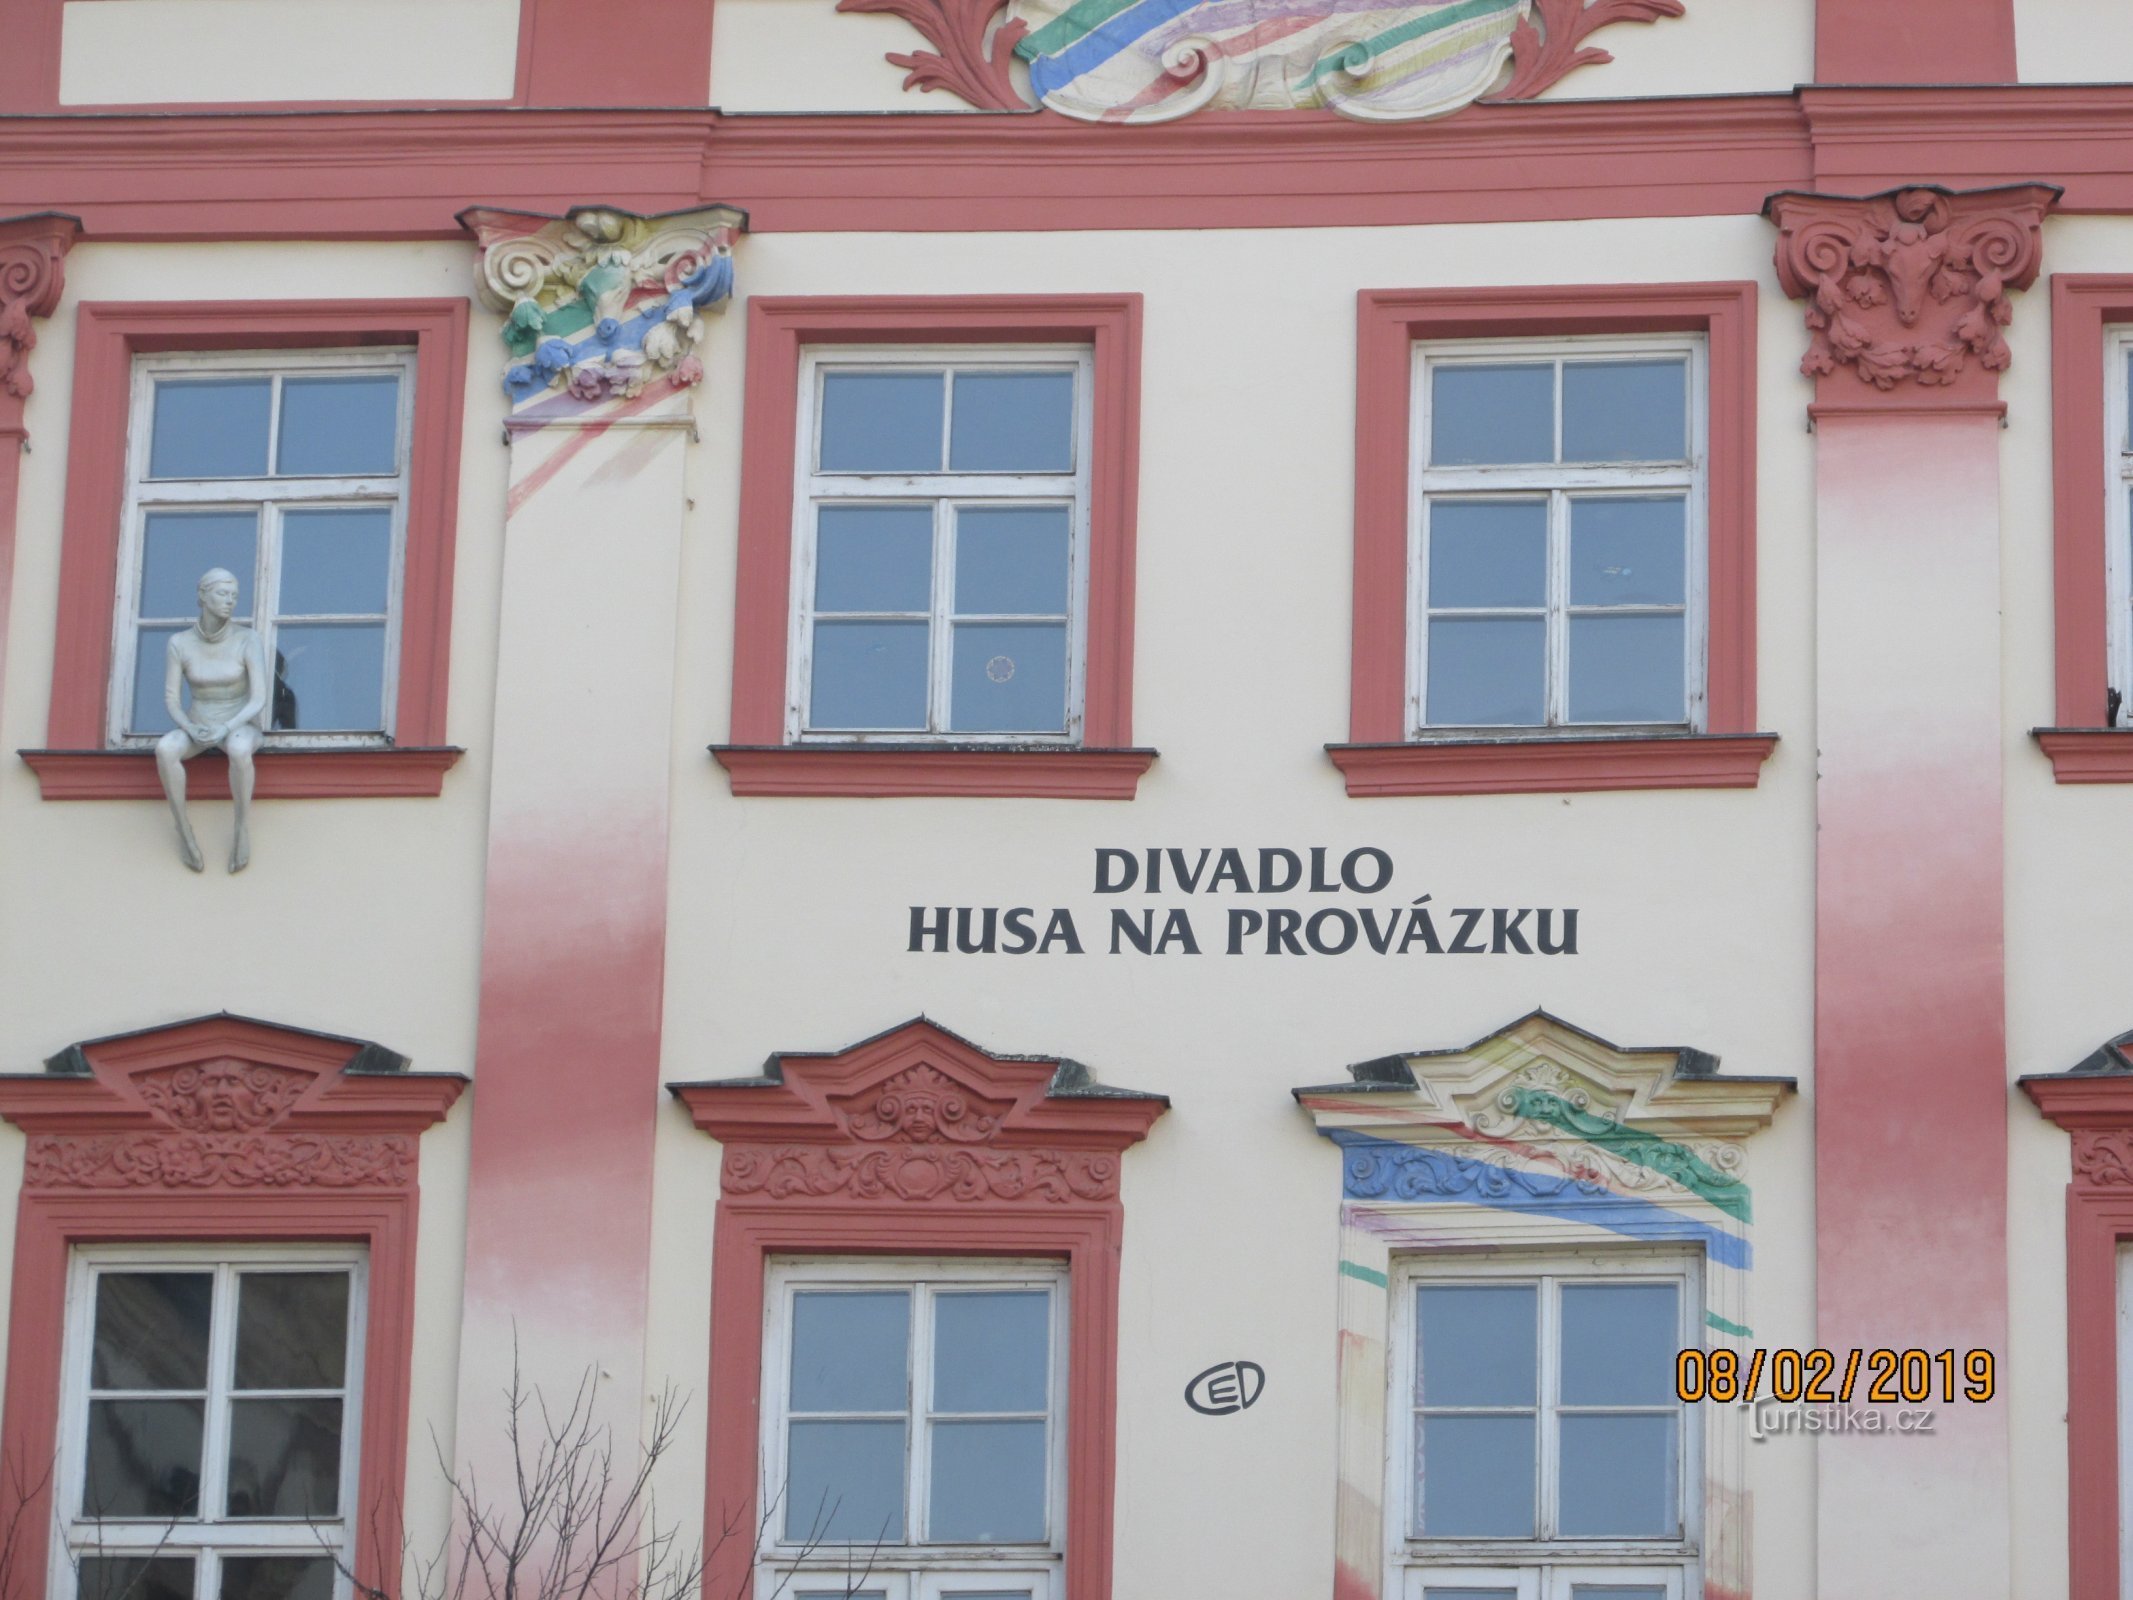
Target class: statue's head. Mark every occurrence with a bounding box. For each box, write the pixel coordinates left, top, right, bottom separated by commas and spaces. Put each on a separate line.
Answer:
197, 568, 240, 620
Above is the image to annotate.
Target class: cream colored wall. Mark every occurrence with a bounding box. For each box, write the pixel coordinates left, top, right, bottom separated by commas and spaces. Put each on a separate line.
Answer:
0, 237, 503, 1541
707, 0, 1813, 114
644, 214, 1822, 1599
58, 0, 522, 105
2017, 0, 2133, 85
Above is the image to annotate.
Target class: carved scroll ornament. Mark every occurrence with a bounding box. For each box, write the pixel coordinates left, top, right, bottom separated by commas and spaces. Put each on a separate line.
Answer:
26, 1132, 414, 1191
0, 213, 81, 407
851, 0, 1683, 120
1768, 185, 2057, 397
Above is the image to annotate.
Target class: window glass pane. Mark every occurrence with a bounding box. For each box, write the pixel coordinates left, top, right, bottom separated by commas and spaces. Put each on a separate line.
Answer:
1566, 614, 1685, 724
140, 512, 259, 620
1570, 498, 1686, 607
78, 1556, 194, 1600
270, 623, 387, 733
790, 1291, 909, 1413
235, 1272, 350, 1390
1428, 501, 1546, 609
949, 371, 1075, 473
934, 1291, 1050, 1414
950, 622, 1067, 735
277, 376, 400, 477
279, 510, 393, 616
1559, 1283, 1679, 1406
819, 371, 944, 472
1562, 359, 1688, 462
783, 1419, 906, 1544
927, 1419, 1047, 1542
129, 626, 187, 736
814, 505, 934, 614
1418, 1285, 1536, 1406
954, 506, 1070, 616
93, 1272, 212, 1390
225, 1397, 343, 1518
809, 621, 929, 730
1429, 363, 1553, 465
84, 1398, 204, 1518
1425, 617, 1545, 726
1558, 1414, 1676, 1536
150, 379, 272, 479
220, 1557, 336, 1600
1417, 1414, 1534, 1537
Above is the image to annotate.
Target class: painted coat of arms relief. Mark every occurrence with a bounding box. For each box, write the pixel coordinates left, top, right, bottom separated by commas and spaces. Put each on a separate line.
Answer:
838, 0, 1684, 121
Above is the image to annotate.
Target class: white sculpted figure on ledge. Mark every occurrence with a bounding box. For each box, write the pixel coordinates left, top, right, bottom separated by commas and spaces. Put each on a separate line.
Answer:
155, 568, 268, 874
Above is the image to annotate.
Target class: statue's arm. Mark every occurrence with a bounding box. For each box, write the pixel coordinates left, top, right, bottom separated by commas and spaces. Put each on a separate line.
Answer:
163, 636, 203, 740
235, 632, 272, 731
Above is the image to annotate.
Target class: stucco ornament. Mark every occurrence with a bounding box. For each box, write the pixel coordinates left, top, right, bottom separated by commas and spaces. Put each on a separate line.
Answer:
156, 568, 270, 875
459, 204, 746, 407
1767, 184, 2059, 395
842, 0, 1680, 119
0, 213, 78, 405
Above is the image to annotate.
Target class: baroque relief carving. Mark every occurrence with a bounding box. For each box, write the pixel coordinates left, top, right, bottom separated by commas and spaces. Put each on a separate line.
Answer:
25, 1132, 414, 1191
724, 1144, 1119, 1203
836, 1063, 1010, 1144
851, 0, 1682, 120
1768, 185, 2056, 396
460, 205, 744, 406
0, 214, 81, 406
2072, 1130, 2133, 1188
135, 1059, 308, 1132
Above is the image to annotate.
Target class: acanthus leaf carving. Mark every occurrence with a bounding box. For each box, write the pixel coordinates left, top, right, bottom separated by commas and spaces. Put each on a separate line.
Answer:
2074, 1130, 2133, 1188
0, 215, 80, 407
26, 1132, 414, 1191
1768, 185, 2056, 399
133, 1059, 310, 1133
837, 0, 1031, 110
724, 1142, 1118, 1203
1494, 0, 1686, 102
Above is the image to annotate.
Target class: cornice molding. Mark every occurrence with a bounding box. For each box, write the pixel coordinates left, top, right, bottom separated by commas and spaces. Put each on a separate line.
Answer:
1767, 182, 2057, 412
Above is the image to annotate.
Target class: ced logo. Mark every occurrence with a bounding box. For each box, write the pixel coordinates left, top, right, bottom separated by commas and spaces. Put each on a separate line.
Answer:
1184, 1360, 1266, 1416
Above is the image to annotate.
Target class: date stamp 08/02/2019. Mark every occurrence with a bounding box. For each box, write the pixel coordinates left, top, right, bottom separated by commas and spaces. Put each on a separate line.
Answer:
1675, 1347, 1997, 1406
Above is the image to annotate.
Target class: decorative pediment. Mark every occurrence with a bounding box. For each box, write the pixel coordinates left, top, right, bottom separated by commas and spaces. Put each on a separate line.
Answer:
673, 1017, 1166, 1206
0, 1013, 465, 1192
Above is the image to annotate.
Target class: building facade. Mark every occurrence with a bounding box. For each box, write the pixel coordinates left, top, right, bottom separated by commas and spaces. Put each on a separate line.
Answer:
0, 2, 2131, 1597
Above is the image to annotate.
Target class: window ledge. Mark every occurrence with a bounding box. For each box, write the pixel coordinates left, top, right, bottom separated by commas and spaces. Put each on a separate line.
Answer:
1326, 733, 1779, 797
2033, 728, 2133, 783
711, 744, 1158, 799
18, 746, 464, 799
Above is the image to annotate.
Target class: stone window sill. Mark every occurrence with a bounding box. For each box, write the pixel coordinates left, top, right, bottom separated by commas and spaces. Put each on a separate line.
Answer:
1325, 733, 1779, 797
711, 744, 1157, 799
2033, 728, 2133, 783
18, 746, 464, 799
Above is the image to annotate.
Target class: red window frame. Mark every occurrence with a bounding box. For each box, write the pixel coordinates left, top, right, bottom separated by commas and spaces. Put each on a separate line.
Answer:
2037, 276, 2133, 781
714, 295, 1153, 799
672, 1017, 1166, 1600
21, 299, 469, 799
1331, 282, 1774, 797
0, 1013, 465, 1598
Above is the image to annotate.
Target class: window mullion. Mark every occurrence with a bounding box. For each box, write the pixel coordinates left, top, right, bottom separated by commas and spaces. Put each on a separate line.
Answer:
910, 1285, 934, 1546
200, 1264, 239, 1525
1537, 1276, 1560, 1541
929, 501, 955, 736
1547, 491, 1569, 728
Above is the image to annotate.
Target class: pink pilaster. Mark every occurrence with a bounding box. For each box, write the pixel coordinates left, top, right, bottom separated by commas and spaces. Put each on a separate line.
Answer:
455, 206, 741, 1458
1769, 183, 2053, 1598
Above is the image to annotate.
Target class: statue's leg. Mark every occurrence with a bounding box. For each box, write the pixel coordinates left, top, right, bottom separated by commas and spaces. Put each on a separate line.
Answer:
225, 725, 260, 873
154, 729, 206, 872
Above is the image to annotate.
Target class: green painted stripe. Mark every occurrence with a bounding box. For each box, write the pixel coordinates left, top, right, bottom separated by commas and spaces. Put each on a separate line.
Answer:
1298, 0, 1516, 91
1705, 1311, 1753, 1338
1339, 1260, 1390, 1289
1017, 0, 1148, 61
1508, 1088, 1753, 1223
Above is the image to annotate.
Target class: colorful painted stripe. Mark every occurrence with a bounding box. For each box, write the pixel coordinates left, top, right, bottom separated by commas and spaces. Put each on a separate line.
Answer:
1339, 1259, 1390, 1289
1295, 0, 1516, 91
1506, 1088, 1753, 1222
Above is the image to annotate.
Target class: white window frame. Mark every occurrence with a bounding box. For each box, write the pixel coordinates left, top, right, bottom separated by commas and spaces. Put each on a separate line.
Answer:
107, 347, 418, 751
786, 345, 1095, 746
54, 1243, 370, 1600
2105, 329, 2133, 726
1407, 334, 1709, 739
758, 1256, 1069, 1600
1390, 1248, 1701, 1600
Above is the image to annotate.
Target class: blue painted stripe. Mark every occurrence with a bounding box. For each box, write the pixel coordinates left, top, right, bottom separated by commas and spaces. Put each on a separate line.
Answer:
1330, 1131, 1752, 1270
1028, 0, 1209, 99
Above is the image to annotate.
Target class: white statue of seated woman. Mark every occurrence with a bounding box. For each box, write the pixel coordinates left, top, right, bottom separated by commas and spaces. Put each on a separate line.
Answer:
155, 567, 268, 873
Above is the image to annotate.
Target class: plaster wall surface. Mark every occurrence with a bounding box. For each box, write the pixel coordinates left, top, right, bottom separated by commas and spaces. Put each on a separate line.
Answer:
2015, 0, 2133, 85
706, 0, 1813, 113
57, 0, 523, 105
650, 214, 1821, 1600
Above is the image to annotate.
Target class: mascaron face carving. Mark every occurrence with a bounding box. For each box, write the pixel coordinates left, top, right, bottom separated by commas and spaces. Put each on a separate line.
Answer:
838, 1063, 1011, 1145
1768, 184, 2056, 395
135, 1059, 309, 1133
